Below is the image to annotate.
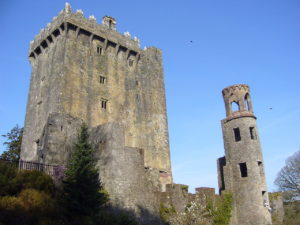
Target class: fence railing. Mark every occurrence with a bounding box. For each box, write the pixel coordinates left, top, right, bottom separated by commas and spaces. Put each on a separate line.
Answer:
0, 159, 58, 177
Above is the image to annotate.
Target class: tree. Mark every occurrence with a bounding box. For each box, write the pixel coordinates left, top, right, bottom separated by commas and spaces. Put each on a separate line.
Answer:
60, 124, 107, 219
275, 150, 300, 199
0, 125, 23, 161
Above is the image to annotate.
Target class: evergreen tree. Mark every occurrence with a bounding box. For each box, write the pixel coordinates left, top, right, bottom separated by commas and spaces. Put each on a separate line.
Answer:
1, 125, 23, 161
61, 124, 106, 218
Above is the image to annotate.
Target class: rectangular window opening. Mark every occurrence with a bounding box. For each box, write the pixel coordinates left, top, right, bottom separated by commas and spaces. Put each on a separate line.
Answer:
99, 76, 106, 84
101, 100, 107, 109
97, 46, 102, 54
233, 128, 241, 142
128, 59, 134, 67
258, 161, 262, 166
239, 162, 248, 177
249, 127, 256, 140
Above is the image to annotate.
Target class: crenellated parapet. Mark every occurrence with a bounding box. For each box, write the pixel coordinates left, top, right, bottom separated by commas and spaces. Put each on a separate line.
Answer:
29, 2, 141, 61
222, 84, 255, 121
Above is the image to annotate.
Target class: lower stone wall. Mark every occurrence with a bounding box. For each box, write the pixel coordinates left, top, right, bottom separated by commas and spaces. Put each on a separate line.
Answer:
24, 112, 221, 225
90, 122, 161, 224
269, 192, 284, 225
32, 113, 162, 224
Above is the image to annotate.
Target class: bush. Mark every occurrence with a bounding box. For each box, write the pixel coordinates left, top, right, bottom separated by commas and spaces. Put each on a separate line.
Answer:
211, 192, 233, 225
0, 161, 58, 225
12, 170, 55, 196
0, 161, 18, 196
0, 189, 58, 225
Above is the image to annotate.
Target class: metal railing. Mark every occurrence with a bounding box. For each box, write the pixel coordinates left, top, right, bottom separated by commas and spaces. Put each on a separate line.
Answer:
0, 159, 57, 177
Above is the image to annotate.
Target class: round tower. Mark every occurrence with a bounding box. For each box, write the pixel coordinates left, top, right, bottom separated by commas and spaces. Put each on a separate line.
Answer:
219, 84, 272, 225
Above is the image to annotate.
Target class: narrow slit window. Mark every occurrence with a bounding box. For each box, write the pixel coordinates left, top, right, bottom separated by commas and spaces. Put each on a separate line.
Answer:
249, 127, 256, 140
233, 128, 241, 142
239, 162, 248, 177
128, 59, 134, 67
100, 76, 106, 84
97, 46, 102, 54
101, 99, 107, 109
258, 161, 264, 176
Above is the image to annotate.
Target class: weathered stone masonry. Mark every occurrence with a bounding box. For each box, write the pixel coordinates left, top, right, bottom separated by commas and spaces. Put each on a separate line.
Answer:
218, 84, 272, 225
20, 3, 279, 225
22, 3, 172, 184
21, 3, 173, 222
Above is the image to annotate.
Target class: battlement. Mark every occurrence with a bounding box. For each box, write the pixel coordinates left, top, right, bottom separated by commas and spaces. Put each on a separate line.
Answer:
222, 84, 255, 120
222, 84, 249, 97
29, 2, 141, 60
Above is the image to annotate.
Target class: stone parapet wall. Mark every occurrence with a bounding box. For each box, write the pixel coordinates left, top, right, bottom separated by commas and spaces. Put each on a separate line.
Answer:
29, 3, 140, 60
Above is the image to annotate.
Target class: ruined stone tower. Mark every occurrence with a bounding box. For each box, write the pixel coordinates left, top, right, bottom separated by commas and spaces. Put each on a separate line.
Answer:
20, 3, 172, 221
217, 84, 272, 225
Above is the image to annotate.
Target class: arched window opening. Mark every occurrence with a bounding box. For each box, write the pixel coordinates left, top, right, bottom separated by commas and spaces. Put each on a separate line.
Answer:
231, 101, 239, 112
245, 93, 250, 111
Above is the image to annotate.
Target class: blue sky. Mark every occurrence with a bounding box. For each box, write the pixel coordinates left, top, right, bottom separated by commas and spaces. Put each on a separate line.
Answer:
0, 0, 299, 193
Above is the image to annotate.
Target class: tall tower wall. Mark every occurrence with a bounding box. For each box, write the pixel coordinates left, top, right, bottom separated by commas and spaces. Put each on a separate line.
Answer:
218, 84, 272, 225
21, 4, 172, 184
21, 26, 67, 161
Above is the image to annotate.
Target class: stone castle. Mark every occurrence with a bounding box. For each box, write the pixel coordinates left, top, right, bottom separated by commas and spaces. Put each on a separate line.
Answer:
20, 3, 273, 225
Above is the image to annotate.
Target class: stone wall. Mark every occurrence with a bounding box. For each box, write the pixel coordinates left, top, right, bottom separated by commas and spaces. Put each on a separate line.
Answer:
22, 3, 172, 182
269, 193, 284, 225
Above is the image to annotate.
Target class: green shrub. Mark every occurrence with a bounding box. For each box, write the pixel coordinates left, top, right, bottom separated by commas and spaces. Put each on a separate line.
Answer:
211, 192, 233, 225
159, 203, 176, 223
60, 125, 106, 217
12, 170, 55, 196
0, 161, 18, 196
0, 189, 58, 225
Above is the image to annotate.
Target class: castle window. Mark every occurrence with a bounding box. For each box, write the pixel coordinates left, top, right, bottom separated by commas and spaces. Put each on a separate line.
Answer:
249, 127, 256, 140
99, 76, 106, 84
101, 99, 107, 109
233, 128, 241, 142
128, 59, 134, 67
245, 93, 251, 111
258, 161, 264, 176
97, 46, 102, 54
231, 101, 239, 112
239, 162, 248, 177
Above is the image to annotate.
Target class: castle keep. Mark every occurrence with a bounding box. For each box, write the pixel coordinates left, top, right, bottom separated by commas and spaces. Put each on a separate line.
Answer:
20, 3, 274, 225
218, 84, 272, 225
